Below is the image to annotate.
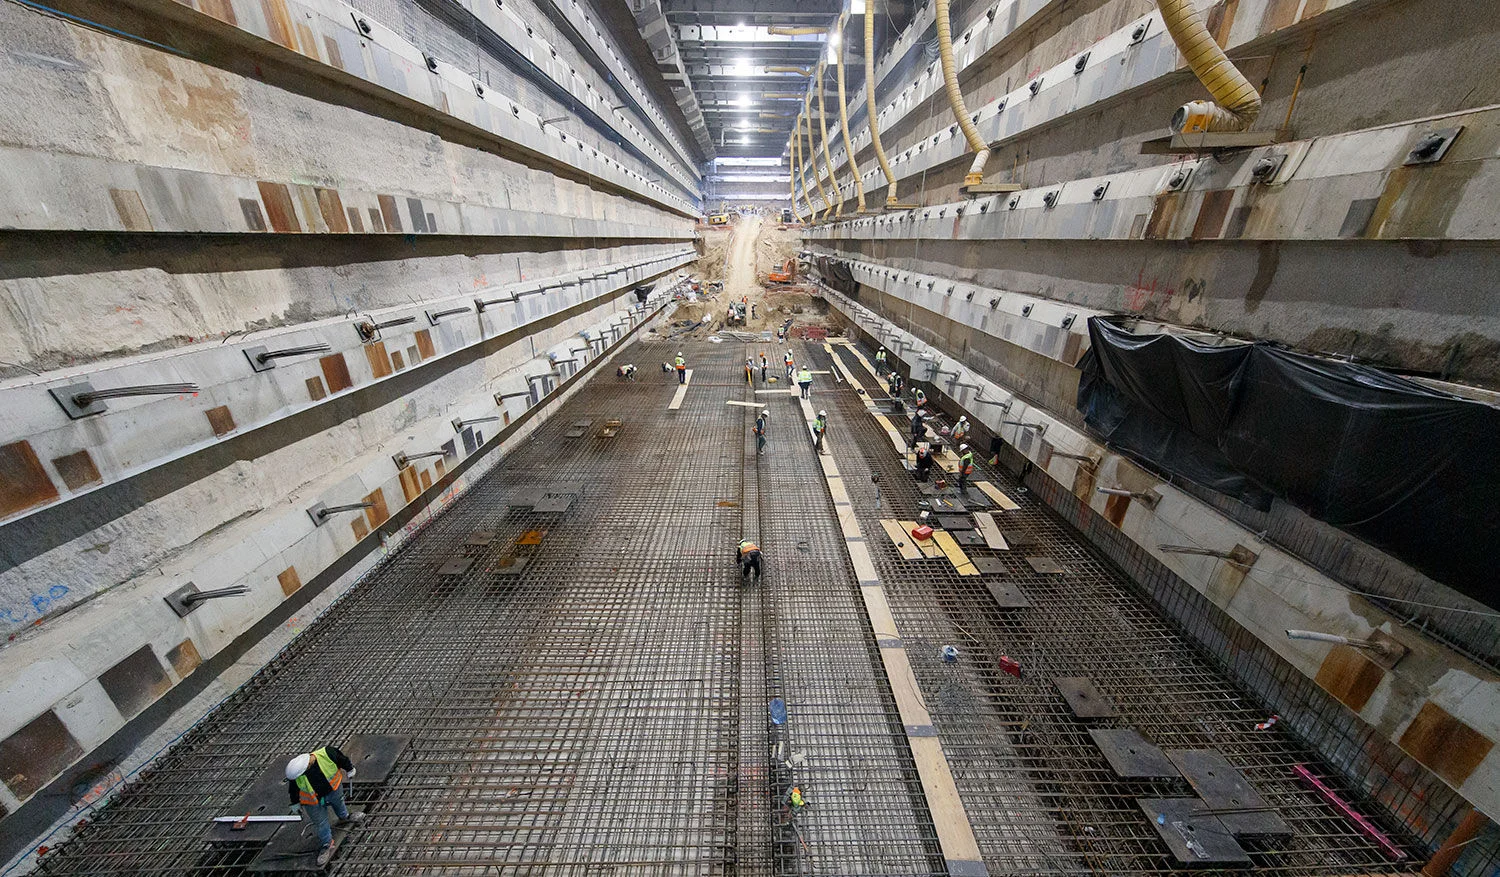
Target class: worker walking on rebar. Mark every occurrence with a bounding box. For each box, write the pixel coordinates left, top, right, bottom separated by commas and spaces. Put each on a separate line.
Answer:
797, 366, 813, 399
952, 415, 970, 444
759, 352, 768, 382
813, 410, 828, 454
675, 352, 687, 384
784, 349, 795, 379
735, 538, 763, 582
875, 347, 887, 368
745, 358, 755, 385
887, 370, 903, 399
286, 746, 363, 867
755, 409, 768, 455
957, 443, 975, 493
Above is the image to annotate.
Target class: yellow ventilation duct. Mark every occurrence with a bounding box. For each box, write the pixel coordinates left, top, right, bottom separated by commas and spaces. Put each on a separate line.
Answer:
793, 115, 816, 219
814, 64, 844, 218
865, 0, 901, 206
767, 26, 828, 36
788, 131, 803, 224
1155, 0, 1261, 132
832, 17, 866, 212
766, 66, 813, 76
802, 97, 833, 215
934, 0, 990, 186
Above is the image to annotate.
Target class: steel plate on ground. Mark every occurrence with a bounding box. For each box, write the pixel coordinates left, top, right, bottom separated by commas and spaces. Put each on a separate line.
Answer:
533, 495, 575, 513
344, 734, 411, 785
1136, 799, 1251, 866
1168, 749, 1291, 838
1089, 729, 1180, 779
465, 531, 495, 546
492, 556, 528, 575
508, 490, 542, 508
930, 496, 967, 512
247, 811, 363, 872
972, 557, 1008, 575
563, 428, 586, 438
984, 581, 1030, 609
952, 530, 985, 546
437, 557, 474, 576
205, 761, 290, 843
1002, 529, 1037, 547
1026, 556, 1065, 574
1054, 677, 1120, 718
936, 515, 971, 530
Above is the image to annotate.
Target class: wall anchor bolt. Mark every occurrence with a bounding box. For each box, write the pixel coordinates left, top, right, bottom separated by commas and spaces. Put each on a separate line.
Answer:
244, 343, 331, 372
50, 382, 200, 419
306, 500, 376, 527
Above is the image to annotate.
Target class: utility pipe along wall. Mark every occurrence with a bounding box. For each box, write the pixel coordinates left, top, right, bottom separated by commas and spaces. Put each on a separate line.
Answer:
865, 0, 901, 206
833, 17, 867, 213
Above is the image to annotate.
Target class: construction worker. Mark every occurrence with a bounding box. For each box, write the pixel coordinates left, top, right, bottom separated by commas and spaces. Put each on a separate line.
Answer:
957, 443, 975, 493
735, 538, 763, 581
910, 408, 928, 448
913, 442, 934, 482
887, 371, 904, 398
952, 415, 970, 444
286, 746, 362, 866
759, 352, 768, 382
675, 352, 687, 384
797, 366, 813, 399
813, 410, 827, 453
914, 387, 928, 408
745, 358, 755, 384
616, 363, 637, 381
875, 347, 887, 367
784, 349, 795, 379
755, 409, 768, 455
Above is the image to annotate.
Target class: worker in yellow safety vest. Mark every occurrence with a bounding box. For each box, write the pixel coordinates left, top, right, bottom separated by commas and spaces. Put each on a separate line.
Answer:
952, 416, 970, 444
784, 350, 795, 379
875, 347, 887, 367
796, 367, 813, 399
813, 410, 827, 454
735, 539, 763, 581
914, 387, 927, 408
286, 745, 363, 866
958, 443, 975, 493
675, 352, 686, 385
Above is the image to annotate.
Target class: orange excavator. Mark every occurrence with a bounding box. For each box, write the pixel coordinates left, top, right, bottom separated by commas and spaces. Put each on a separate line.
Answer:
767, 259, 796, 284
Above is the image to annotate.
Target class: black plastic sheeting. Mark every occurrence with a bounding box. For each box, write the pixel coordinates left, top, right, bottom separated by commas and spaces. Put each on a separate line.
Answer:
1077, 317, 1500, 607
816, 256, 858, 296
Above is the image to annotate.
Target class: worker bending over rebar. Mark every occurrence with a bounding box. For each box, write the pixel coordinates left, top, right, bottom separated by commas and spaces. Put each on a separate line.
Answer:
736, 539, 764, 582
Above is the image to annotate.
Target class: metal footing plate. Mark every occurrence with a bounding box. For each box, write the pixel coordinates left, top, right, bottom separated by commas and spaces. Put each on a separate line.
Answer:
516, 530, 546, 546
1026, 556, 1065, 574
1168, 749, 1291, 838
247, 811, 363, 872
930, 496, 967, 512
1054, 677, 1120, 718
563, 428, 586, 438
1002, 529, 1036, 547
533, 495, 575, 514
984, 581, 1030, 609
508, 491, 542, 509
466, 531, 496, 547
1137, 799, 1251, 866
972, 557, 1008, 575
936, 515, 971, 530
344, 734, 411, 784
952, 530, 985, 547
1089, 729, 1179, 779
437, 557, 474, 576
206, 761, 293, 843
492, 556, 529, 575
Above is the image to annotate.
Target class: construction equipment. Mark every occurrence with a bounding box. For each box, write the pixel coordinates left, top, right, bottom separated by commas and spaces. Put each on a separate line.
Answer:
707, 213, 730, 226
768, 259, 796, 284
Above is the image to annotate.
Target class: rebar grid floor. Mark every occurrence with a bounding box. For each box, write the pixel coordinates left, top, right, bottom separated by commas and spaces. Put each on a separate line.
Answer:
810, 340, 1422, 877
32, 340, 937, 877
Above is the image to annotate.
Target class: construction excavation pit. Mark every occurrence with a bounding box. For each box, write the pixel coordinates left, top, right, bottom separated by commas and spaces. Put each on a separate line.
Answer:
20, 335, 1423, 876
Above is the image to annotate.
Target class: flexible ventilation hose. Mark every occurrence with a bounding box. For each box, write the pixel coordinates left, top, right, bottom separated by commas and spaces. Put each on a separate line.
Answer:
788, 126, 803, 224
802, 97, 833, 215
815, 64, 844, 217
792, 115, 816, 222
832, 19, 866, 212
1155, 0, 1261, 132
934, 0, 989, 186
865, 0, 900, 205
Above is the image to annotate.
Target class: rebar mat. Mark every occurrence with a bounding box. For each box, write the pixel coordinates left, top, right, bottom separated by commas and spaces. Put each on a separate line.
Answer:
33, 340, 938, 877
812, 340, 1423, 877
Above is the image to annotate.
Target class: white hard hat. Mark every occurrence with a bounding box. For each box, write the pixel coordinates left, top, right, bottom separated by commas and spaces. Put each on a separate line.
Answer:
762, 409, 769, 416
677, 351, 683, 356
819, 410, 826, 416
960, 443, 970, 451
285, 754, 312, 780
958, 415, 968, 422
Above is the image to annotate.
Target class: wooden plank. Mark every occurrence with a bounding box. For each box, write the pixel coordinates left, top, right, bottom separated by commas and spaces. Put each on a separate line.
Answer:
754, 388, 794, 394
900, 520, 945, 558
932, 529, 979, 575
667, 369, 692, 410
726, 400, 761, 407
974, 512, 1010, 550
975, 481, 1020, 510
880, 519, 924, 560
